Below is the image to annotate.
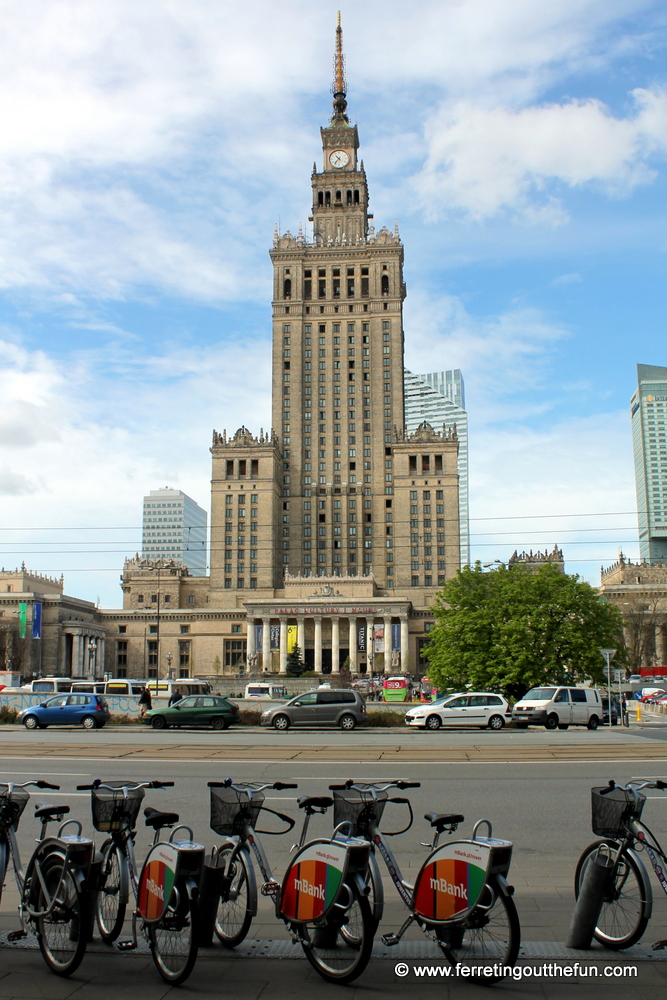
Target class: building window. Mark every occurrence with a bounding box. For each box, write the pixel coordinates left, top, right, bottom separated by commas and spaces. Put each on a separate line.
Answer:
137, 594, 144, 603
188, 595, 195, 604
231, 624, 241, 634
225, 639, 246, 668
179, 640, 190, 671
117, 641, 127, 668
148, 641, 158, 668
180, 624, 190, 634
118, 625, 126, 634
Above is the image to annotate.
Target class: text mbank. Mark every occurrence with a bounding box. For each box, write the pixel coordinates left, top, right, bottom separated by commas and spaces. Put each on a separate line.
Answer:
146, 878, 164, 901
430, 877, 467, 900
295, 878, 325, 900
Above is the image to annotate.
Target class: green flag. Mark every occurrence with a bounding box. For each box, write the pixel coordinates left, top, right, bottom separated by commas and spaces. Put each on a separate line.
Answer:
19, 603, 27, 639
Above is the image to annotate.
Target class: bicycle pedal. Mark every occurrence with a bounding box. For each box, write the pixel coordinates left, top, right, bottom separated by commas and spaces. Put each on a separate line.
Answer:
381, 933, 400, 947
7, 929, 27, 942
261, 879, 280, 896
117, 939, 137, 951
652, 939, 667, 951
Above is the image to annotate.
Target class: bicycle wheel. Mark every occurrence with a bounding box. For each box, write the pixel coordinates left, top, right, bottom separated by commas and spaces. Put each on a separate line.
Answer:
299, 878, 374, 984
148, 880, 199, 985
437, 874, 520, 982
96, 840, 126, 942
34, 853, 88, 976
214, 845, 254, 947
575, 840, 651, 949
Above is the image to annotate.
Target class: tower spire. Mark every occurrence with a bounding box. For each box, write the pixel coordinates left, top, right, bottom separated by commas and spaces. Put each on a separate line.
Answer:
332, 11, 348, 120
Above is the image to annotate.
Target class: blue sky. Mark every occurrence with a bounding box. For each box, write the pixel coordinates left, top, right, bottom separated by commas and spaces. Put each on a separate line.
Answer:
1, 0, 666, 606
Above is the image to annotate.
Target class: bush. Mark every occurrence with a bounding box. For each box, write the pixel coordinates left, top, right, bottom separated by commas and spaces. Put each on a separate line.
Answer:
0, 705, 18, 725
365, 711, 406, 727
109, 714, 141, 726
239, 710, 262, 726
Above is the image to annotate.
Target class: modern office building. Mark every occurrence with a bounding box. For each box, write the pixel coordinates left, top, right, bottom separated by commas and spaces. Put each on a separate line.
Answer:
142, 488, 208, 575
404, 370, 469, 566
631, 364, 667, 562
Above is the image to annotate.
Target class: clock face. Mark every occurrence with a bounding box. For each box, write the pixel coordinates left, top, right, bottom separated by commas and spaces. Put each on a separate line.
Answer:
329, 149, 350, 169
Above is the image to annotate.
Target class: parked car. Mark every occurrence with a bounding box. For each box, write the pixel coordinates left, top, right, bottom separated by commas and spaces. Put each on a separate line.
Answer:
18, 694, 110, 730
260, 688, 367, 731
627, 674, 642, 684
405, 692, 511, 730
512, 686, 603, 730
143, 695, 239, 730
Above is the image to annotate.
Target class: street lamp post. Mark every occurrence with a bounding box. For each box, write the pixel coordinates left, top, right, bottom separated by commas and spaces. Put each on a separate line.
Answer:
166, 650, 173, 679
600, 648, 616, 728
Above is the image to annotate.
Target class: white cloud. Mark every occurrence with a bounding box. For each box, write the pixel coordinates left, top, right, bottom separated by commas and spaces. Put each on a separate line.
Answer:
416, 88, 667, 221
551, 272, 583, 286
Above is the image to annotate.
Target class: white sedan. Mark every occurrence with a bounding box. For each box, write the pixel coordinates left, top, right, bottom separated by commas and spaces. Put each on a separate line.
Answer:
405, 692, 511, 731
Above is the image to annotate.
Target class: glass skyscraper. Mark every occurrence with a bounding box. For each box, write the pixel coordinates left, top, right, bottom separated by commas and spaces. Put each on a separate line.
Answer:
631, 364, 667, 562
142, 488, 208, 575
404, 369, 469, 566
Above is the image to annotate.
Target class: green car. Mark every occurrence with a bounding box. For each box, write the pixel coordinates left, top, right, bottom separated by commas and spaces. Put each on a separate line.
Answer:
143, 695, 239, 731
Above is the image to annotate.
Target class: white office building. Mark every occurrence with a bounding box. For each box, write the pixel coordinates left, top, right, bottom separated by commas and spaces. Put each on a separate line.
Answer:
404, 369, 470, 566
142, 488, 208, 575
631, 364, 667, 562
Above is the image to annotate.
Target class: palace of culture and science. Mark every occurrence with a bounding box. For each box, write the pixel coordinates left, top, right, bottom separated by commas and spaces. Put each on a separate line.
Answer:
0, 20, 461, 681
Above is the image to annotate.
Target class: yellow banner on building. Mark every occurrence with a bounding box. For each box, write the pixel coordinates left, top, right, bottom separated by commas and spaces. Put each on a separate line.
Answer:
287, 625, 298, 653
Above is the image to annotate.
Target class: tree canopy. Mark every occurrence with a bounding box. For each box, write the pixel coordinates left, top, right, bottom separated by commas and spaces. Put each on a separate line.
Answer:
424, 563, 626, 699
286, 643, 306, 677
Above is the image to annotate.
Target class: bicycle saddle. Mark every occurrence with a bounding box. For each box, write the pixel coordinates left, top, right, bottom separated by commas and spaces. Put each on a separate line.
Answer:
144, 806, 179, 829
424, 812, 464, 831
34, 803, 70, 819
297, 795, 333, 811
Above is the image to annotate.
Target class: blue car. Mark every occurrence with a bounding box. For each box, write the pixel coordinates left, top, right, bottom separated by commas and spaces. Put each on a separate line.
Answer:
18, 694, 111, 730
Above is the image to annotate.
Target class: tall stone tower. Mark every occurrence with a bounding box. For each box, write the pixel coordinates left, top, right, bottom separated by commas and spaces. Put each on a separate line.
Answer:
269, 16, 412, 589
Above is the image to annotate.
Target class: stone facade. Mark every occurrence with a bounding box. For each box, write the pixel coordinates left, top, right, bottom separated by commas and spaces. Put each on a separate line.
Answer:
600, 554, 667, 671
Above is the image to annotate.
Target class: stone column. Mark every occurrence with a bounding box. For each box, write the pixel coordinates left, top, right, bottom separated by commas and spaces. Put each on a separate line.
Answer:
400, 617, 409, 673
349, 618, 358, 673
262, 618, 271, 672
279, 620, 288, 675
76, 634, 85, 678
247, 619, 256, 658
314, 617, 322, 673
97, 637, 105, 679
656, 625, 667, 667
366, 617, 375, 675
331, 617, 340, 674
384, 616, 392, 674
297, 616, 306, 659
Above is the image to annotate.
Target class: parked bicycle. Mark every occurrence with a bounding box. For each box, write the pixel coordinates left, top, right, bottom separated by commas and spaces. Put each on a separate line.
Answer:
574, 778, 667, 949
77, 778, 205, 984
0, 779, 94, 976
209, 778, 374, 984
329, 779, 520, 983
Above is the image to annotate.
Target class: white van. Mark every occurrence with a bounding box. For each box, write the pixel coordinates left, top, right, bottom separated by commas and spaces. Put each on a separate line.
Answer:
19, 677, 73, 695
244, 682, 287, 700
512, 686, 603, 730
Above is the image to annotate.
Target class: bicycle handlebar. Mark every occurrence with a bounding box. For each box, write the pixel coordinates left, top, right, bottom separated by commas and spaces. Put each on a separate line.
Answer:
601, 778, 667, 795
329, 779, 421, 792
76, 780, 174, 791
207, 779, 298, 792
0, 779, 60, 791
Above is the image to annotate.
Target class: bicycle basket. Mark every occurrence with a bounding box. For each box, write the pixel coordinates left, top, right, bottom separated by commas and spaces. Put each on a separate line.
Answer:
591, 786, 646, 838
0, 788, 29, 832
92, 783, 145, 833
210, 786, 264, 837
332, 788, 387, 839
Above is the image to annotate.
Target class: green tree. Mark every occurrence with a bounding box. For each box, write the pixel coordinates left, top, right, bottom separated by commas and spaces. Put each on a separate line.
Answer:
286, 644, 305, 677
425, 563, 626, 700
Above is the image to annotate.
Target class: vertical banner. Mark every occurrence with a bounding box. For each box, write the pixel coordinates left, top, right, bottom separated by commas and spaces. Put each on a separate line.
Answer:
391, 623, 400, 652
357, 623, 366, 653
32, 603, 42, 640
18, 603, 27, 639
287, 625, 298, 653
270, 625, 280, 650
373, 624, 385, 653
255, 624, 263, 650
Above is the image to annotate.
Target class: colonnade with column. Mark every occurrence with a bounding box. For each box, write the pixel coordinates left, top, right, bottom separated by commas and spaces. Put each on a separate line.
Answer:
245, 611, 410, 676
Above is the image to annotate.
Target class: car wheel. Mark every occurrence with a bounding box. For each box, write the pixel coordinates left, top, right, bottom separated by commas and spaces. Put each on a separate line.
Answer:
487, 714, 505, 731
23, 715, 39, 730
151, 716, 167, 730
212, 717, 228, 731
558, 724, 569, 730
82, 716, 98, 730
545, 714, 559, 731
273, 714, 290, 731
339, 714, 356, 731
425, 714, 441, 731
587, 715, 599, 730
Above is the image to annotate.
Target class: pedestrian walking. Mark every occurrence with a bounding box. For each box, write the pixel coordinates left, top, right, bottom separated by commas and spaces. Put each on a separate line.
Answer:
138, 685, 152, 718
168, 688, 182, 707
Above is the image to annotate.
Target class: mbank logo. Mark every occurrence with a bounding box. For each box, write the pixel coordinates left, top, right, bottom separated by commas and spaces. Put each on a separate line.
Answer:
294, 877, 325, 900
430, 876, 467, 900
146, 878, 164, 901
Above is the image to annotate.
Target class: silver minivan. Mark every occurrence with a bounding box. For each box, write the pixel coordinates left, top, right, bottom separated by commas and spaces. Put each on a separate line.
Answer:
260, 688, 367, 731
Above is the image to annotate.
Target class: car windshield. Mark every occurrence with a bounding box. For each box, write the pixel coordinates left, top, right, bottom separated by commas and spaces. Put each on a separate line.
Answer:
523, 688, 558, 701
